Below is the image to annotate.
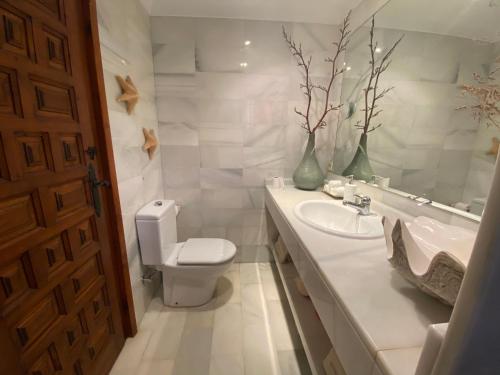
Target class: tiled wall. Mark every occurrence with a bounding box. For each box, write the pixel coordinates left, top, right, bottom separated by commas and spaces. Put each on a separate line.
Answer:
97, 0, 164, 324
333, 27, 498, 206
152, 16, 342, 262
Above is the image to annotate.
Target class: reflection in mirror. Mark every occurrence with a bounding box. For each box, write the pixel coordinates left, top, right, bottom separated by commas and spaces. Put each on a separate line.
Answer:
332, 0, 500, 216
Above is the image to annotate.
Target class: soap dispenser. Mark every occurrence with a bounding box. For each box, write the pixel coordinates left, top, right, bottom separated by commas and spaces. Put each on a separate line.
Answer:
344, 175, 357, 203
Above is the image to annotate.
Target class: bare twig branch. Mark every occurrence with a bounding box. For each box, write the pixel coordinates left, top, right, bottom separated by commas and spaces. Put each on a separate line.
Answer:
360, 17, 403, 134
284, 11, 352, 134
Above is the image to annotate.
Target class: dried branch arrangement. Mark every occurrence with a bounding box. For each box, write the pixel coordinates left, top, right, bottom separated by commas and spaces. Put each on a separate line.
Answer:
457, 58, 500, 128
356, 17, 403, 134
283, 12, 352, 134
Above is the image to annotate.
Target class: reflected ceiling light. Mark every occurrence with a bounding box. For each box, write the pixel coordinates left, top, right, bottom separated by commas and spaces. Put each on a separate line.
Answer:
244, 40, 252, 46
375, 47, 382, 53
240, 62, 248, 68
346, 66, 352, 71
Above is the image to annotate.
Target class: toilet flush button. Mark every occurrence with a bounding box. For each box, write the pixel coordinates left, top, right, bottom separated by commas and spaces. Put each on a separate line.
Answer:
154, 201, 163, 206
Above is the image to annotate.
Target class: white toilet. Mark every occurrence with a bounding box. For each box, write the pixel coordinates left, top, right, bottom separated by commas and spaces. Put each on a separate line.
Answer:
136, 200, 237, 307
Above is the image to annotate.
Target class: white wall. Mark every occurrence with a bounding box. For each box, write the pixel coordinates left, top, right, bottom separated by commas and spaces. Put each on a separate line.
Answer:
97, 0, 164, 324
151, 16, 343, 262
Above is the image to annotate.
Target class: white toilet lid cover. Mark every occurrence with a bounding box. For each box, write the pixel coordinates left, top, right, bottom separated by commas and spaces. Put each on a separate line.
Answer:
177, 238, 235, 265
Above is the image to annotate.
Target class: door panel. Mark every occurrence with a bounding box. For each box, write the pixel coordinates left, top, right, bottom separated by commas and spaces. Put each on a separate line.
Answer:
0, 1, 125, 374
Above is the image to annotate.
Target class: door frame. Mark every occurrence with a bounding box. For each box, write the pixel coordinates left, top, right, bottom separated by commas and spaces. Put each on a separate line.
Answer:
79, 0, 137, 337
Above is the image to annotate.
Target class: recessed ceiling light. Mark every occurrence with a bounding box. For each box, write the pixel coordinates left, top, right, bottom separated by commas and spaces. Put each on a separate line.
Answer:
244, 40, 251, 46
240, 62, 248, 68
375, 47, 382, 53
346, 66, 352, 71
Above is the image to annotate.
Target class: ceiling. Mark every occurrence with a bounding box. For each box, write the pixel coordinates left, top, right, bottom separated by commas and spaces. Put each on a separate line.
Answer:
375, 0, 500, 43
140, 0, 363, 25
141, 0, 500, 43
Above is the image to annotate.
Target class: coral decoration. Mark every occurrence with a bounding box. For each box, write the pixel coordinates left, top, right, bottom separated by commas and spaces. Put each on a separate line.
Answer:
457, 59, 500, 128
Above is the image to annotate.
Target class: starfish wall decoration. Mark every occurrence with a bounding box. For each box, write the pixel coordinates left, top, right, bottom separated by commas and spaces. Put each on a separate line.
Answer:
142, 128, 158, 160
116, 75, 139, 114
487, 137, 499, 157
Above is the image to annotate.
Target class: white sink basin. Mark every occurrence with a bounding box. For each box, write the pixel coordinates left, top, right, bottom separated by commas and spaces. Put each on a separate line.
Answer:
294, 200, 384, 239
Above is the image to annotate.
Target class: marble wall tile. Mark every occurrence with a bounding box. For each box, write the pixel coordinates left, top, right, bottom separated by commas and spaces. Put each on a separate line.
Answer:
200, 169, 243, 188
201, 189, 247, 209
199, 128, 243, 145
200, 146, 243, 168
244, 100, 289, 127
164, 167, 200, 188
161, 146, 200, 168
156, 97, 198, 125
243, 147, 286, 169
153, 42, 196, 74
97, 0, 163, 325
164, 189, 202, 207
159, 123, 199, 146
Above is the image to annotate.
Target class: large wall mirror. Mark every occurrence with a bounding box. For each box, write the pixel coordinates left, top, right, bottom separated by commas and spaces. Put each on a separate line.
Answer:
332, 0, 500, 216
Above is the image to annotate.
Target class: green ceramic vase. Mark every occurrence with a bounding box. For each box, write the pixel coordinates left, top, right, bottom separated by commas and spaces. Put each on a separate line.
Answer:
293, 133, 325, 190
342, 133, 374, 182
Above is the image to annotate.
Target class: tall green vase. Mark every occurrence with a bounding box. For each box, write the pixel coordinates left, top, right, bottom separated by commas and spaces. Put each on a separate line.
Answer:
342, 133, 374, 182
293, 133, 325, 190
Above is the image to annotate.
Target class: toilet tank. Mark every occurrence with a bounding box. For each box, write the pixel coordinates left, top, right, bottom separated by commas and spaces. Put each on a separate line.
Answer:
136, 200, 178, 266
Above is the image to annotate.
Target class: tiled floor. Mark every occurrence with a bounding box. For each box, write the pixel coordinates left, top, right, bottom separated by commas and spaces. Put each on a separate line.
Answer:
110, 263, 312, 375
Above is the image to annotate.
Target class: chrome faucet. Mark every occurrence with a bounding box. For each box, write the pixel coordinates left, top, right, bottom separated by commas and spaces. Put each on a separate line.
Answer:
343, 194, 372, 216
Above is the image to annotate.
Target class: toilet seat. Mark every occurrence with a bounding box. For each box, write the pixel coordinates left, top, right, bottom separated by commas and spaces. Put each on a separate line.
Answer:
177, 238, 236, 266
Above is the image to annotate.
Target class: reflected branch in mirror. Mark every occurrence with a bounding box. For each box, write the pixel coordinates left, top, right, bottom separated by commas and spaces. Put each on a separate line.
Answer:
359, 17, 404, 135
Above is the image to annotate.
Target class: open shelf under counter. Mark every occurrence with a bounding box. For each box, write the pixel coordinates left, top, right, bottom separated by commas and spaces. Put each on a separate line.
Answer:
268, 240, 339, 375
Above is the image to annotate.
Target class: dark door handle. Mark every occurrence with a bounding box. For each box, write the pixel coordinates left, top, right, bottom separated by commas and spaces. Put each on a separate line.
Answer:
88, 163, 110, 217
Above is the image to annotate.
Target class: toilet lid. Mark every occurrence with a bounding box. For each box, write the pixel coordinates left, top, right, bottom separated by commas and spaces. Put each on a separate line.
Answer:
177, 238, 236, 265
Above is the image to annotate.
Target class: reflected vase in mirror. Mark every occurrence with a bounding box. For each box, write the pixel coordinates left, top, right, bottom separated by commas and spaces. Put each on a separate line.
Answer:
342, 133, 373, 182
293, 133, 325, 190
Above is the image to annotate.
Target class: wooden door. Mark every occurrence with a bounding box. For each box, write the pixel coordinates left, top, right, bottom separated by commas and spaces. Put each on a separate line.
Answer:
0, 1, 126, 374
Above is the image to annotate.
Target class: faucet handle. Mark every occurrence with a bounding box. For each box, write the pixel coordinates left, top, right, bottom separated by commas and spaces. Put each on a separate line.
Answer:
354, 194, 371, 205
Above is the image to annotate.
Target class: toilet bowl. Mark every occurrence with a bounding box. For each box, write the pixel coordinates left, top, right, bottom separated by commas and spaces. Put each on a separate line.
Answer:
136, 200, 237, 307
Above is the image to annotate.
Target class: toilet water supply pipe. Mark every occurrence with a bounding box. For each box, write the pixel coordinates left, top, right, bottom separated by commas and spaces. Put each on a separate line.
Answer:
431, 157, 500, 374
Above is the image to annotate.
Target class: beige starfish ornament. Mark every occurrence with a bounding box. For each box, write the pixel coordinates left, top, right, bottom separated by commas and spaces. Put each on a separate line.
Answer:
142, 128, 158, 160
116, 75, 139, 114
486, 137, 499, 157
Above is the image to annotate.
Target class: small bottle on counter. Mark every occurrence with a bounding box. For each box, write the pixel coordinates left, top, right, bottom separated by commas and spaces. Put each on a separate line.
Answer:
343, 175, 357, 203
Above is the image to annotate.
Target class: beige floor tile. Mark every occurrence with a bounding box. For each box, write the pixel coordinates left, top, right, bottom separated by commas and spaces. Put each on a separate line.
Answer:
209, 354, 245, 375
110, 330, 152, 374
112, 262, 312, 375
241, 283, 266, 326
142, 310, 187, 360
176, 309, 214, 362
278, 349, 312, 375
139, 296, 164, 332
136, 360, 175, 375
173, 357, 212, 375
243, 322, 275, 375
240, 263, 260, 284
211, 303, 243, 356
216, 272, 241, 305
268, 300, 302, 351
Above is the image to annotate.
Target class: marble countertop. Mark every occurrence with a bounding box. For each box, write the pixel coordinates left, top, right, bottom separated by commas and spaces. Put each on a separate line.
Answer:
265, 186, 452, 375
